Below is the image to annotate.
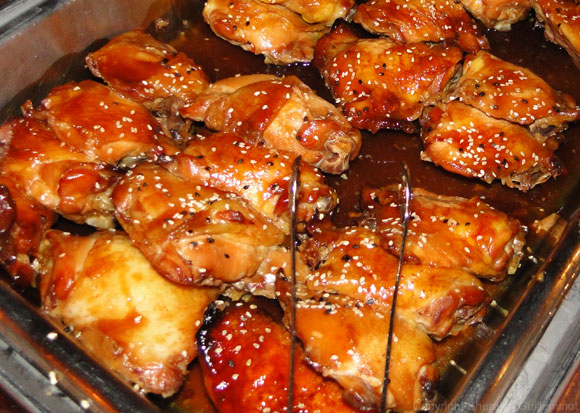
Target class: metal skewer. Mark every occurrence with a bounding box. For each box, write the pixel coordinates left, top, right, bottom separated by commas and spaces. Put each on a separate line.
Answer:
380, 163, 412, 412
287, 155, 302, 413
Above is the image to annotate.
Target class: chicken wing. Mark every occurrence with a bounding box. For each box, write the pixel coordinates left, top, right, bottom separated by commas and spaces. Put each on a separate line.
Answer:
180, 74, 361, 174
301, 225, 489, 339
27, 80, 177, 167
197, 297, 365, 412
112, 162, 287, 287
86, 30, 210, 147
421, 101, 563, 190
0, 118, 120, 228
353, 0, 489, 53
38, 230, 220, 397
203, 0, 329, 64
360, 186, 526, 280
532, 0, 580, 70
459, 0, 531, 30
165, 132, 338, 233
276, 287, 438, 411
314, 23, 463, 133
260, 0, 355, 25
0, 176, 57, 285
447, 51, 580, 140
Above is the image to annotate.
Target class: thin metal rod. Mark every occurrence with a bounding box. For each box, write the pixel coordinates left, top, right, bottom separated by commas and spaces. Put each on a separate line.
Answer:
380, 163, 412, 412
287, 155, 301, 413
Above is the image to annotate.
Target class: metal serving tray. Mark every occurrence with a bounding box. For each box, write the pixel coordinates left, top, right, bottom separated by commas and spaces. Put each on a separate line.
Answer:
0, 0, 579, 411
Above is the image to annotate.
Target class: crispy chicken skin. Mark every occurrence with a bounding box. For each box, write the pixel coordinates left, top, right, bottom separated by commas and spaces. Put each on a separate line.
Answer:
314, 23, 463, 133
354, 0, 489, 53
86, 30, 209, 110
302, 226, 489, 339
181, 74, 361, 174
360, 187, 526, 280
166, 132, 338, 233
197, 298, 364, 412
0, 176, 57, 284
38, 230, 219, 397
113, 162, 287, 286
0, 118, 120, 228
260, 0, 355, 24
203, 0, 329, 64
27, 80, 177, 167
448, 51, 580, 140
276, 288, 438, 411
459, 0, 531, 30
421, 101, 563, 190
532, 0, 580, 70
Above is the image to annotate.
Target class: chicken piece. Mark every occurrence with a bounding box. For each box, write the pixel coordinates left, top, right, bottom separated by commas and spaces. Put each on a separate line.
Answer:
113, 162, 287, 287
38, 230, 220, 397
166, 132, 338, 233
459, 0, 531, 30
0, 176, 57, 285
203, 0, 330, 64
86, 30, 210, 147
302, 226, 489, 339
0, 118, 120, 228
354, 0, 489, 53
314, 23, 463, 133
181, 74, 361, 174
275, 285, 438, 411
86, 30, 209, 110
197, 297, 365, 412
448, 51, 580, 140
532, 0, 580, 70
360, 187, 526, 280
421, 101, 563, 190
27, 80, 177, 167
260, 0, 355, 24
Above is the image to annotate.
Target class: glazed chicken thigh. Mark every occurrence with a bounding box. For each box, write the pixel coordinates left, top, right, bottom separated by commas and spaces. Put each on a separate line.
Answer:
354, 0, 489, 53
314, 23, 463, 133
181, 74, 361, 174
421, 101, 563, 190
166, 132, 338, 233
28, 80, 178, 167
301, 225, 489, 339
197, 298, 364, 412
113, 162, 287, 287
360, 186, 526, 280
203, 0, 330, 64
276, 288, 438, 411
39, 230, 220, 397
86, 30, 209, 111
0, 117, 120, 228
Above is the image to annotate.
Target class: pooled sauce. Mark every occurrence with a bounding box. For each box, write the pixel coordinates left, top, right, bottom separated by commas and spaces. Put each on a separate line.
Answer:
1, 0, 579, 411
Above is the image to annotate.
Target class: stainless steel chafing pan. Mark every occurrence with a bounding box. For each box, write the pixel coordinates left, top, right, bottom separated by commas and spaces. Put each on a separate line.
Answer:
1, 0, 580, 411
